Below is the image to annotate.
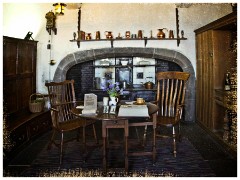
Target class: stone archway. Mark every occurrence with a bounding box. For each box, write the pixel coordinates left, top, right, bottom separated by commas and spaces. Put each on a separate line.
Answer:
53, 47, 195, 122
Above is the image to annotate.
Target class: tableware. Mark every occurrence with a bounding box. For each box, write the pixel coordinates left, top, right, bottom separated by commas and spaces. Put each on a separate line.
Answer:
103, 97, 109, 106
136, 98, 145, 104
125, 101, 135, 105
133, 102, 146, 105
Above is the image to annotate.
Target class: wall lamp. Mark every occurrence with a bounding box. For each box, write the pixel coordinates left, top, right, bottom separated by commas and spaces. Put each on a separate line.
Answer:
53, 3, 67, 15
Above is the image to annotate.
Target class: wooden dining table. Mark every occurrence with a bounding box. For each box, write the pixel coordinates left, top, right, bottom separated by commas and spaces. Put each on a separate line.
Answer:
71, 101, 159, 173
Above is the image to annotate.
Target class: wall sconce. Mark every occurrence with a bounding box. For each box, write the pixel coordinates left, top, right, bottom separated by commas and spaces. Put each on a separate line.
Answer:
53, 3, 67, 15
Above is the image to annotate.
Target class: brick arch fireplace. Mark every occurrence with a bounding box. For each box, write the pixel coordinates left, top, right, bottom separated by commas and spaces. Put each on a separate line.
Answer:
53, 47, 195, 122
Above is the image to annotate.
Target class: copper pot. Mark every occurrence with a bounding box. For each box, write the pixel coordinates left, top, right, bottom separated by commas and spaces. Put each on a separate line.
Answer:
157, 28, 168, 39
105, 31, 113, 39
86, 33, 91, 40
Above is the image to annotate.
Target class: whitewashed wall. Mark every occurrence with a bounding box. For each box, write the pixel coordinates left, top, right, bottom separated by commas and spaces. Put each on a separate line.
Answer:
3, 3, 232, 93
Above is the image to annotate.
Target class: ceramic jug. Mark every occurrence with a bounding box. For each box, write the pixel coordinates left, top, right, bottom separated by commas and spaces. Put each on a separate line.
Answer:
157, 28, 168, 39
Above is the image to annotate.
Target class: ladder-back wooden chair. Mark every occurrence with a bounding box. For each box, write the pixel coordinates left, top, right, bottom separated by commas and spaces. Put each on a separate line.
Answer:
45, 80, 98, 164
155, 71, 190, 157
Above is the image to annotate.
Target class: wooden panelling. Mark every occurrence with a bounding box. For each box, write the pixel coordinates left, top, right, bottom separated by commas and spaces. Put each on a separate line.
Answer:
195, 12, 237, 151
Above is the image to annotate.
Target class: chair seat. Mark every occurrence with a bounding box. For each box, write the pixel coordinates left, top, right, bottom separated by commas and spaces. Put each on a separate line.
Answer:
59, 118, 96, 131
156, 116, 179, 126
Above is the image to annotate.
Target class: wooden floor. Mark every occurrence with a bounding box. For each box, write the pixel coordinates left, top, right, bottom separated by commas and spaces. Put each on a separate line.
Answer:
3, 122, 237, 177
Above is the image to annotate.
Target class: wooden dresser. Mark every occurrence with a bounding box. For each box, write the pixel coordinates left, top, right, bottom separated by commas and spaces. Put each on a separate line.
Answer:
3, 36, 51, 159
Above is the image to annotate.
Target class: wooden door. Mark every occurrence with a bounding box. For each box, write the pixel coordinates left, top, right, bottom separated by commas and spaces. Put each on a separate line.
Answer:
196, 30, 214, 129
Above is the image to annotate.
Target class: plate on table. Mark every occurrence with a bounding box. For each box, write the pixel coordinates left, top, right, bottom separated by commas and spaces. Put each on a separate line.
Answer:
133, 102, 146, 105
76, 105, 84, 109
125, 101, 135, 105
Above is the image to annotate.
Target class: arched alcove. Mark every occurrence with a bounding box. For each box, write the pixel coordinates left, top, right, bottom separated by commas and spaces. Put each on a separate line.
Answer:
53, 47, 195, 122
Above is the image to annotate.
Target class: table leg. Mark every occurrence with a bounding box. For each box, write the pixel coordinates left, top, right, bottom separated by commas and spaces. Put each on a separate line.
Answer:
103, 136, 107, 173
124, 120, 129, 173
102, 121, 107, 173
124, 136, 128, 173
82, 126, 86, 152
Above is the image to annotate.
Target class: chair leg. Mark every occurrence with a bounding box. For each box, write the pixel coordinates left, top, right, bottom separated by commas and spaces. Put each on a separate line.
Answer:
143, 125, 148, 146
134, 127, 140, 143
76, 128, 80, 142
82, 127, 86, 153
47, 129, 56, 150
60, 132, 64, 165
92, 124, 98, 144
172, 126, 177, 157
178, 122, 182, 142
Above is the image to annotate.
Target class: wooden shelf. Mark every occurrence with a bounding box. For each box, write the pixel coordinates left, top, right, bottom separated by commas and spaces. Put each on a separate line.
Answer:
70, 37, 187, 48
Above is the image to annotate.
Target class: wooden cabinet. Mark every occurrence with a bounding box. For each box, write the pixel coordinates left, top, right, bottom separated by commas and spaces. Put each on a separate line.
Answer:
3, 36, 37, 119
195, 12, 237, 154
3, 36, 52, 160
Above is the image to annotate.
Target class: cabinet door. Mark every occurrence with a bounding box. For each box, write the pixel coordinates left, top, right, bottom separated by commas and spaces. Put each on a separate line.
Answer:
3, 39, 18, 76
3, 39, 19, 114
17, 41, 37, 75
3, 37, 37, 117
196, 30, 214, 129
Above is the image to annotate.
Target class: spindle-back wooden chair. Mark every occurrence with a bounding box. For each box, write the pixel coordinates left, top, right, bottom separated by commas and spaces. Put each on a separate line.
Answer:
155, 71, 190, 157
45, 80, 98, 164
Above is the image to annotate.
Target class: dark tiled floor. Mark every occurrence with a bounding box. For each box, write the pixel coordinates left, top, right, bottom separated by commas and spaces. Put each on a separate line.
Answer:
3, 122, 237, 177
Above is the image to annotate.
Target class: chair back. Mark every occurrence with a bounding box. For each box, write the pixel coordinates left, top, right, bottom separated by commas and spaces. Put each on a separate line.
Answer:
45, 80, 77, 124
45, 80, 76, 106
156, 71, 190, 118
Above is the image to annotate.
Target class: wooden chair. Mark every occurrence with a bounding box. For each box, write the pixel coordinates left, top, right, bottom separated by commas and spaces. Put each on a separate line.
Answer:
45, 80, 98, 165
154, 71, 190, 157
